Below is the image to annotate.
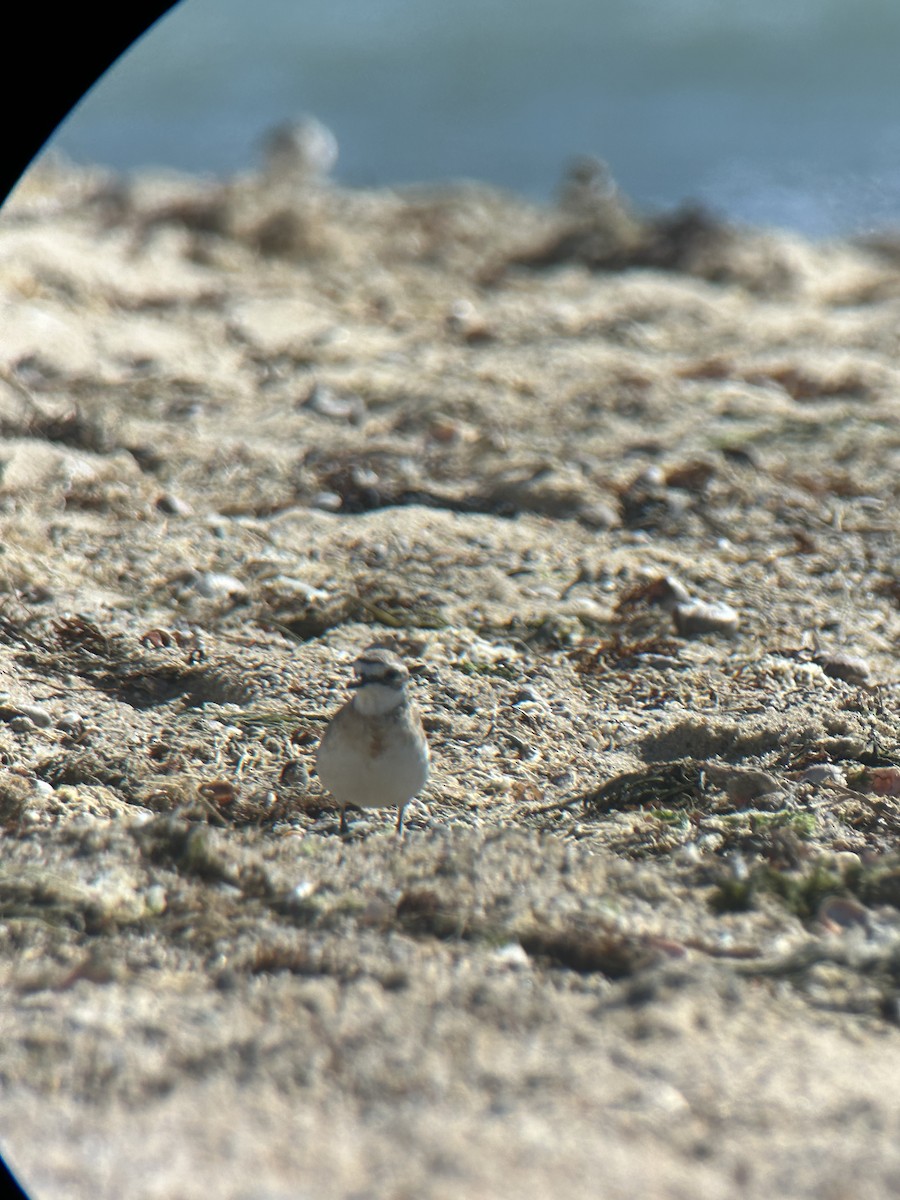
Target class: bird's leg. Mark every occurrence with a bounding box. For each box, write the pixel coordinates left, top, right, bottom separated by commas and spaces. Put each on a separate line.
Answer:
339, 807, 348, 836
395, 803, 407, 836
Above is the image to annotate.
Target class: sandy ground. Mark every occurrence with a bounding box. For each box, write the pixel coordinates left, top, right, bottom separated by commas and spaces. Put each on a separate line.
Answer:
1, 152, 900, 1198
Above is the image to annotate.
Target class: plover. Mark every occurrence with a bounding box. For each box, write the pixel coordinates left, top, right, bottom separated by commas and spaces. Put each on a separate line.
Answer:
262, 115, 338, 182
316, 648, 430, 835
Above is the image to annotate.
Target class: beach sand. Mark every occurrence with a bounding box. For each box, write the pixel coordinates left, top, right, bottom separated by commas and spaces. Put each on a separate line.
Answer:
1, 155, 900, 1198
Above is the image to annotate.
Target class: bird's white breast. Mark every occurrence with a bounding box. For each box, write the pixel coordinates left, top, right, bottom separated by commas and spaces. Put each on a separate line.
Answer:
353, 682, 404, 717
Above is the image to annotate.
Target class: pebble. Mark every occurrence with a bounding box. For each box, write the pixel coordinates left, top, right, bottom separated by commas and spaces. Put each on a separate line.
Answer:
445, 298, 491, 342
14, 704, 53, 729
156, 493, 193, 516
832, 850, 861, 873
578, 500, 618, 530
638, 573, 692, 610
705, 765, 780, 805
56, 711, 85, 736
144, 885, 167, 915
311, 491, 343, 511
492, 942, 530, 968
674, 598, 740, 636
214, 969, 241, 992
664, 459, 717, 491
799, 763, 847, 787
565, 597, 608, 625
674, 842, 702, 865
290, 880, 317, 902
427, 415, 477, 445
727, 851, 749, 882
814, 650, 871, 686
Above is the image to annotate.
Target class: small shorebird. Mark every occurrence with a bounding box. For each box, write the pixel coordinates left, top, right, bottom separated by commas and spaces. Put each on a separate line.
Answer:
316, 648, 430, 835
262, 115, 338, 182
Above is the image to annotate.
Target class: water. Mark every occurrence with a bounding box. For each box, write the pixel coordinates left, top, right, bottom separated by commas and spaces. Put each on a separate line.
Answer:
49, 0, 900, 237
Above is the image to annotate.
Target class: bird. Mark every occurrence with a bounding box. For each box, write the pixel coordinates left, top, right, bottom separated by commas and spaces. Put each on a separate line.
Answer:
262, 115, 338, 183
315, 648, 430, 835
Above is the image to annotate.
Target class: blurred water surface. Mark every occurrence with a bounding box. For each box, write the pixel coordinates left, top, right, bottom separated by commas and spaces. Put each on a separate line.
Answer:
50, 0, 900, 236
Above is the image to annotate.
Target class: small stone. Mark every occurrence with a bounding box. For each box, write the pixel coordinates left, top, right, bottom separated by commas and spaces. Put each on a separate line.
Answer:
156, 493, 193, 516
664, 459, 717, 491
635, 464, 666, 488
728, 852, 749, 882
578, 500, 618, 530
799, 763, 847, 787
428, 415, 477, 445
674, 842, 702, 865
311, 491, 342, 511
704, 765, 780, 805
493, 942, 530, 968
15, 704, 52, 729
641, 573, 693, 610
445, 299, 492, 342
56, 711, 85, 736
144, 884, 167, 915
674, 599, 740, 636
814, 650, 871, 686
833, 851, 861, 873
214, 969, 241, 992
